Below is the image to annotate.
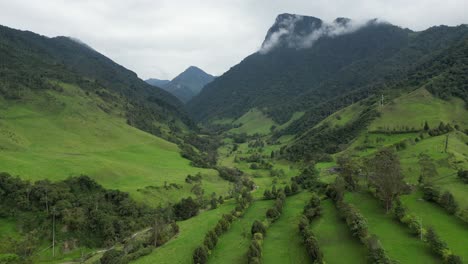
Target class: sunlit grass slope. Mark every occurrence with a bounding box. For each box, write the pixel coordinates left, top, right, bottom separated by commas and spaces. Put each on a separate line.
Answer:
0, 82, 228, 204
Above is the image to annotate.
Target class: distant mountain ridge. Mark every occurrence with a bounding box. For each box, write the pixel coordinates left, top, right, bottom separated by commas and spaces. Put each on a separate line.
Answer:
188, 14, 468, 126
146, 66, 215, 103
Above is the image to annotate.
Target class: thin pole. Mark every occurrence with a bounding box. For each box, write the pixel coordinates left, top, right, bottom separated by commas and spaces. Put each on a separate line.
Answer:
52, 207, 56, 257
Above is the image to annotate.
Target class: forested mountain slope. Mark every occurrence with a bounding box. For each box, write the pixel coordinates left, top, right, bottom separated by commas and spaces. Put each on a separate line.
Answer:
188, 14, 468, 126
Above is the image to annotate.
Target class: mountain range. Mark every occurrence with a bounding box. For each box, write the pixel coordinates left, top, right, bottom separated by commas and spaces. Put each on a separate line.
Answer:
146, 66, 215, 103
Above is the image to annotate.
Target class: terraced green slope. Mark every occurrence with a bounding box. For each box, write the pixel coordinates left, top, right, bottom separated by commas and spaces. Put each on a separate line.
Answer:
262, 192, 311, 264
208, 200, 274, 263
345, 192, 438, 263
0, 83, 229, 205
311, 200, 367, 264
370, 88, 468, 132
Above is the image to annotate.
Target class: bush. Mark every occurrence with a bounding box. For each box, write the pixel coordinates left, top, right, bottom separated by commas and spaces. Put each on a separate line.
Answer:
458, 170, 468, 183
174, 197, 200, 220
193, 246, 208, 264
251, 220, 266, 236
439, 191, 458, 214
422, 185, 440, 202
101, 249, 124, 264
425, 227, 447, 257
266, 208, 280, 221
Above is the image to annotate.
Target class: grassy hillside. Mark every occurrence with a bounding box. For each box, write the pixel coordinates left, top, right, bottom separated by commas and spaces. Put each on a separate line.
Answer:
229, 109, 276, 135
133, 201, 236, 264
0, 82, 229, 205
310, 200, 367, 263
370, 88, 468, 132
262, 192, 311, 264
345, 192, 439, 263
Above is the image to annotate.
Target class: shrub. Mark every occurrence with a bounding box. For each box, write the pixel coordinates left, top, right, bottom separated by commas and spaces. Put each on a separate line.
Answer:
458, 170, 468, 183
251, 220, 266, 236
266, 208, 280, 221
439, 191, 458, 214
425, 227, 447, 256
193, 246, 208, 264
422, 185, 440, 202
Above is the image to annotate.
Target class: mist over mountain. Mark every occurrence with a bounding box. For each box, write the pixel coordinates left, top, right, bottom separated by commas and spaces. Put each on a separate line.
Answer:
147, 66, 215, 103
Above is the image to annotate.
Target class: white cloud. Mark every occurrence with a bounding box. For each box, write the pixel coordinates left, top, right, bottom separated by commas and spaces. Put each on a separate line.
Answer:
0, 0, 466, 79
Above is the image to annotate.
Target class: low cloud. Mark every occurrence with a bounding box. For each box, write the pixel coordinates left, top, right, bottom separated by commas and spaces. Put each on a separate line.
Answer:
260, 16, 379, 54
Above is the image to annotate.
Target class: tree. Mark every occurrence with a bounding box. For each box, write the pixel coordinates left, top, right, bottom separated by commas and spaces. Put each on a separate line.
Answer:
337, 154, 360, 191
251, 220, 266, 236
439, 191, 458, 214
210, 198, 218, 209
425, 227, 447, 256
368, 148, 405, 213
424, 121, 430, 131
174, 197, 200, 220
193, 246, 208, 264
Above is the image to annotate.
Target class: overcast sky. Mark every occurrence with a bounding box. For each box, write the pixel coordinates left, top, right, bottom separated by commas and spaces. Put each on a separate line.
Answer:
1, 0, 467, 80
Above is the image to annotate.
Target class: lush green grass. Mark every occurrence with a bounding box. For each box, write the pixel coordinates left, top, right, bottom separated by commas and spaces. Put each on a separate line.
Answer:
133, 200, 236, 264
310, 199, 367, 264
208, 199, 274, 263
262, 192, 311, 264
0, 83, 229, 205
229, 109, 276, 135
345, 192, 438, 263
370, 88, 468, 132
316, 103, 364, 129
401, 191, 468, 261
0, 218, 18, 239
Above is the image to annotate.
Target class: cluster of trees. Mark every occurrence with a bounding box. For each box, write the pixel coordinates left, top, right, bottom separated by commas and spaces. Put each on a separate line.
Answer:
0, 173, 183, 262
216, 166, 244, 182
185, 173, 202, 184
393, 200, 462, 263
282, 107, 378, 162
291, 166, 323, 190
192, 189, 253, 264
247, 229, 264, 264
427, 122, 454, 137
422, 185, 459, 215
263, 182, 299, 200
100, 220, 179, 264
298, 194, 324, 263
265, 190, 286, 223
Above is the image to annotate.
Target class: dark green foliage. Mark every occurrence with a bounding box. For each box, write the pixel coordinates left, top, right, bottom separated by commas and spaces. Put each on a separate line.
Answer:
457, 170, 468, 183
216, 166, 244, 182
283, 108, 379, 162
439, 191, 458, 215
445, 254, 463, 264
0, 173, 155, 248
266, 208, 280, 221
393, 199, 407, 221
303, 194, 322, 221
247, 233, 263, 264
337, 155, 360, 191
251, 220, 266, 236
366, 235, 392, 264
189, 17, 468, 127
193, 246, 208, 264
422, 184, 441, 202
174, 197, 200, 220
425, 227, 447, 257
101, 249, 125, 264
367, 148, 405, 212
291, 166, 320, 189
336, 201, 368, 240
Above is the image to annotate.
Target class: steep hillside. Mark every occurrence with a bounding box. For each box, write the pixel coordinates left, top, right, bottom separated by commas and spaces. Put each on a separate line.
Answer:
148, 66, 215, 103
0, 25, 193, 138
282, 36, 468, 162
189, 14, 468, 126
